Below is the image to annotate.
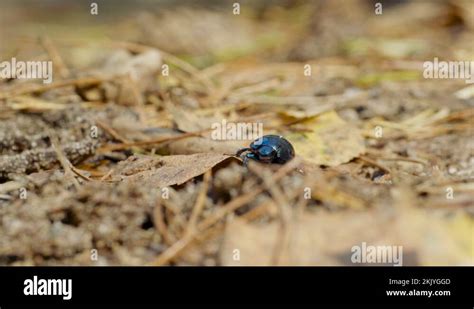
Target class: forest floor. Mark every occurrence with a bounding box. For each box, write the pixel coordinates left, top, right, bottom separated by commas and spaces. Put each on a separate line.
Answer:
0, 0, 473, 265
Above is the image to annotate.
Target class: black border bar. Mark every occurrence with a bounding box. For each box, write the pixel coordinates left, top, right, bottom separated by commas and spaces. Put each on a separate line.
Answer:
0, 266, 472, 306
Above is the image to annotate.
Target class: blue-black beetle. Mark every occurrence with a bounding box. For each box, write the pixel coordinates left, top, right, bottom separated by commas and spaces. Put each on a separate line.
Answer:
236, 135, 295, 166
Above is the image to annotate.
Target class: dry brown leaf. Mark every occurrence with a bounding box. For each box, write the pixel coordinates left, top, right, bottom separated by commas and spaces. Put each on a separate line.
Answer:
167, 104, 217, 132
7, 96, 67, 111
287, 111, 366, 166
166, 137, 245, 156
111, 153, 233, 187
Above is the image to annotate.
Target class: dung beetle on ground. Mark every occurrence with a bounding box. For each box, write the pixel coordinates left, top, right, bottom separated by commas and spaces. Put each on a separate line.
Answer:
236, 135, 295, 166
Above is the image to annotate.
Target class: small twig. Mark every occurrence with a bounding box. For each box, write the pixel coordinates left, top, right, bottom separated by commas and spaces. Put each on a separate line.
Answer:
99, 112, 277, 152
50, 135, 80, 189
153, 203, 175, 246
252, 165, 311, 266
0, 76, 115, 100
99, 168, 115, 181
95, 119, 131, 144
40, 36, 70, 79
258, 169, 292, 266
150, 186, 262, 266
184, 170, 211, 237
0, 194, 12, 200
366, 149, 428, 165
100, 129, 210, 151
357, 155, 391, 174
70, 166, 92, 182
149, 158, 301, 266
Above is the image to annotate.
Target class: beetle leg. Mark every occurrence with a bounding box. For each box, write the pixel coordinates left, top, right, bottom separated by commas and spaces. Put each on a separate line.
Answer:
235, 147, 252, 157
242, 152, 259, 167
243, 155, 249, 167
